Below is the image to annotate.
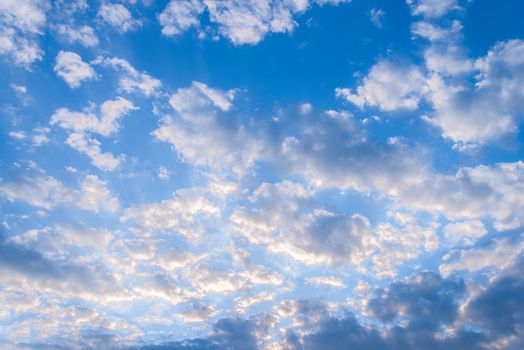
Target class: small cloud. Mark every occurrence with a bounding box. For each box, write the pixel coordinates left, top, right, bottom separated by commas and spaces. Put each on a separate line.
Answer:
158, 166, 170, 181
306, 276, 345, 288
299, 103, 313, 115
54, 51, 97, 88
370, 8, 385, 28
8, 131, 26, 141
11, 84, 27, 94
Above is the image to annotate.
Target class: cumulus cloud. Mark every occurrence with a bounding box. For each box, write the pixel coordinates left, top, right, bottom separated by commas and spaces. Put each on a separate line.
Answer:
275, 108, 524, 231
278, 109, 425, 193
231, 180, 371, 265
98, 3, 142, 33
425, 39, 524, 147
93, 56, 162, 96
0, 237, 124, 301
153, 81, 262, 177
0, 0, 48, 66
407, 0, 459, 18
335, 60, 427, 111
158, 0, 351, 45
158, 0, 204, 37
50, 97, 138, 170
440, 234, 524, 277
0, 165, 119, 213
11, 224, 113, 257
54, 24, 99, 47
443, 220, 487, 246
121, 188, 220, 243
54, 51, 96, 88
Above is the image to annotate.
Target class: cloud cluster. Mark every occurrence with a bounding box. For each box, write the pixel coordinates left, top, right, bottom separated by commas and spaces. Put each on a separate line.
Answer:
158, 0, 351, 45
0, 0, 48, 66
51, 97, 138, 171
153, 82, 262, 177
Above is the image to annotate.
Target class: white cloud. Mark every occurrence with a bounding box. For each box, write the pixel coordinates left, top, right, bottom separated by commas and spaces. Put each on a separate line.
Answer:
66, 132, 121, 171
98, 3, 142, 33
11, 84, 27, 94
178, 302, 217, 323
10, 224, 112, 257
204, 0, 296, 45
336, 60, 427, 111
50, 97, 137, 171
412, 20, 524, 146
299, 102, 313, 114
0, 166, 118, 213
51, 97, 137, 136
54, 24, 99, 47
406, 0, 458, 18
443, 220, 487, 247
158, 0, 351, 45
440, 234, 524, 277
235, 292, 274, 313
31, 127, 50, 147
370, 8, 385, 28
158, 0, 204, 37
157, 166, 170, 180
54, 51, 96, 88
231, 180, 372, 265
121, 188, 220, 243
8, 130, 26, 140
153, 81, 262, 176
93, 56, 162, 96
306, 276, 345, 288
0, 0, 48, 66
356, 211, 439, 278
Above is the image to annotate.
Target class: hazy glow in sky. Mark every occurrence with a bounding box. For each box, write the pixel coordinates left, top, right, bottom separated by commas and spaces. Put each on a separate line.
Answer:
1, 0, 524, 349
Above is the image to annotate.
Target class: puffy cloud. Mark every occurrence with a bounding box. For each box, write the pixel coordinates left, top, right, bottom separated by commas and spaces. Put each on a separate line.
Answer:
121, 188, 220, 243
235, 292, 275, 313
54, 24, 99, 47
394, 161, 524, 230
158, 0, 204, 37
412, 20, 524, 146
93, 56, 162, 96
54, 51, 96, 88
278, 109, 425, 193
440, 234, 524, 277
50, 97, 138, 171
65, 132, 121, 171
0, 0, 48, 66
51, 97, 137, 136
158, 0, 351, 45
178, 302, 217, 323
204, 0, 297, 45
10, 224, 112, 257
8, 130, 26, 140
443, 220, 487, 247
336, 60, 427, 111
98, 3, 142, 33
407, 0, 458, 18
0, 164, 119, 213
278, 109, 524, 230
231, 180, 372, 265
357, 211, 439, 278
0, 237, 124, 301
153, 82, 262, 176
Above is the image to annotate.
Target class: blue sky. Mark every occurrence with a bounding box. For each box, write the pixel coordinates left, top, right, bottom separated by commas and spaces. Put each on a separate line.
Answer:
1, 0, 524, 349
